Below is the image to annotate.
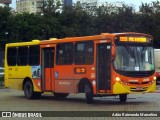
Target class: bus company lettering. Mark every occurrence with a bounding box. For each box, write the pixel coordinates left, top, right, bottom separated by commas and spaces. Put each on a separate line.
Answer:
59, 82, 71, 85
143, 78, 149, 82
129, 79, 138, 82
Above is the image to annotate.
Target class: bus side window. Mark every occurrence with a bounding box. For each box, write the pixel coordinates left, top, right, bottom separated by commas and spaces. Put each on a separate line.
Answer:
29, 46, 40, 66
56, 43, 73, 65
75, 41, 94, 65
17, 47, 28, 66
7, 47, 17, 66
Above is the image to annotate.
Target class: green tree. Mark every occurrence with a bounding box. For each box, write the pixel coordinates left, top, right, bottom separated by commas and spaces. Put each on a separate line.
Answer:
139, 1, 160, 48
7, 13, 44, 42
0, 7, 11, 49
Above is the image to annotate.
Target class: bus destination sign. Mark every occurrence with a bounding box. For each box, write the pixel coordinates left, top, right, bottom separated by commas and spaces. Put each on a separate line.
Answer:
119, 37, 147, 43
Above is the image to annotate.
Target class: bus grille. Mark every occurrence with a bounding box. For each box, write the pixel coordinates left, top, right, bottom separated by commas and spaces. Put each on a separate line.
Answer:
129, 81, 149, 85
129, 82, 139, 84
130, 87, 148, 92
141, 81, 149, 84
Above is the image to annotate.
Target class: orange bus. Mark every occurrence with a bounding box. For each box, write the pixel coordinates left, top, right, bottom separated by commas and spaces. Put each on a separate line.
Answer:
5, 32, 156, 103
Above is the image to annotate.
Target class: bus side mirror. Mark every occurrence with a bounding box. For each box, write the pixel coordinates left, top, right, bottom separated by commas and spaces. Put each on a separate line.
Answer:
112, 44, 116, 61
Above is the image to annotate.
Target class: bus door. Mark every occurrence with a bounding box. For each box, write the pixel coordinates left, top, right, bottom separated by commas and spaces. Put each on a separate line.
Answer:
42, 48, 55, 91
97, 43, 111, 93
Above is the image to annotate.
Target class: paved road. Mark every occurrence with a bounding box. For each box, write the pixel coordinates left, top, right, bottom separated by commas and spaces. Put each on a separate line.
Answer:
0, 86, 160, 120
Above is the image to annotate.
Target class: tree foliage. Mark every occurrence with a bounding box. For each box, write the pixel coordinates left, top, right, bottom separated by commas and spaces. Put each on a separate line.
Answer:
1, 0, 160, 49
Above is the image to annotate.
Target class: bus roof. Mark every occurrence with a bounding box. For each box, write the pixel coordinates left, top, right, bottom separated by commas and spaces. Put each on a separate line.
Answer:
40, 33, 111, 45
6, 40, 40, 47
40, 32, 152, 45
5, 32, 152, 47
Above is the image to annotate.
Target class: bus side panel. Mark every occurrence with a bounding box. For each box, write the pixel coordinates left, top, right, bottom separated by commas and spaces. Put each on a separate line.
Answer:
32, 78, 41, 92
74, 65, 96, 93
6, 66, 31, 90
31, 66, 42, 92
54, 65, 74, 93
5, 66, 41, 92
54, 80, 74, 93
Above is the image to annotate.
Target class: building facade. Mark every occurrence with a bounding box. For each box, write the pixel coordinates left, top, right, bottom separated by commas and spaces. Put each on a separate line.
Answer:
16, 0, 72, 14
16, 0, 37, 14
76, 0, 98, 10
0, 0, 12, 7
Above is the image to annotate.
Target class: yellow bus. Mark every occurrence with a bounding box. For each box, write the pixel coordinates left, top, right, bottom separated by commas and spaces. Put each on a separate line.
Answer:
4, 40, 41, 98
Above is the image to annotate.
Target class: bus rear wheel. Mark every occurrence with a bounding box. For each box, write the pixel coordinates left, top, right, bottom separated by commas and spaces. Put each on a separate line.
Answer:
119, 94, 127, 103
85, 83, 93, 104
54, 93, 69, 98
24, 81, 41, 99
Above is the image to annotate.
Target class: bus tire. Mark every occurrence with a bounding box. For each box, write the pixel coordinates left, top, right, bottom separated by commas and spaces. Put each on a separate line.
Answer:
119, 94, 127, 103
54, 93, 69, 98
85, 83, 93, 104
24, 81, 40, 99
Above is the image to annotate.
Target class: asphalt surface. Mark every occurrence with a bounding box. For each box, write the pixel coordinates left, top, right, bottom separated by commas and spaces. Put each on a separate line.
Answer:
0, 86, 160, 120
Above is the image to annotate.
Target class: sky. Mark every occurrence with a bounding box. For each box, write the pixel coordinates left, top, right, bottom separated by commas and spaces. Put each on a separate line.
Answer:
10, 0, 152, 11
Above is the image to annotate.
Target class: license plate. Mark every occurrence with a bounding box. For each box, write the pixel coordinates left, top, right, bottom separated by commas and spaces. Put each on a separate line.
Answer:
136, 87, 143, 90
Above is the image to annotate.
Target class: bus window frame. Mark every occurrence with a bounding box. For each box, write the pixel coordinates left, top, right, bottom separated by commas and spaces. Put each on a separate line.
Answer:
56, 42, 74, 65
17, 46, 29, 66
75, 41, 94, 65
29, 45, 40, 66
7, 47, 18, 66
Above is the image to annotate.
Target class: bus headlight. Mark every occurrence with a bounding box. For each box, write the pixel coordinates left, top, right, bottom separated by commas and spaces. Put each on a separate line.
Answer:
92, 80, 96, 86
115, 77, 120, 82
153, 76, 156, 81
150, 77, 156, 84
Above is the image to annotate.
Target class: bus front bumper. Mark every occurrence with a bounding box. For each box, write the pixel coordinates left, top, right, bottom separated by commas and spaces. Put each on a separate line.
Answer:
112, 82, 156, 94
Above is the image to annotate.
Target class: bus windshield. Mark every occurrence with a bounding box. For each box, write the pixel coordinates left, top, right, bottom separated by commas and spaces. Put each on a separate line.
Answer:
114, 45, 154, 72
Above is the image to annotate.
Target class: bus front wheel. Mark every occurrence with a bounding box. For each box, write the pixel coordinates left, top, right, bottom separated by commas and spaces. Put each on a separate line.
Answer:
85, 83, 93, 104
24, 81, 41, 99
119, 94, 127, 102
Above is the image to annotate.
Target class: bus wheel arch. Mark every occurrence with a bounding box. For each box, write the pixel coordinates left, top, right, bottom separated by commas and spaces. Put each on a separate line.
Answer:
78, 78, 93, 93
23, 77, 32, 90
78, 78, 93, 104
23, 77, 41, 99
